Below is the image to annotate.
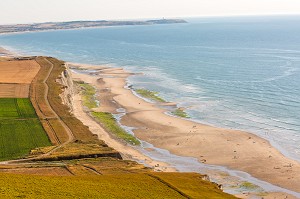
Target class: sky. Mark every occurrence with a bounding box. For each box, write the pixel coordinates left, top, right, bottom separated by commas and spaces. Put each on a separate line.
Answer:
1, 0, 300, 24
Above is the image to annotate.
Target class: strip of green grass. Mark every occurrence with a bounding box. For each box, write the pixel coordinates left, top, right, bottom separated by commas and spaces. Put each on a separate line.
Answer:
92, 112, 140, 145
135, 89, 166, 103
75, 81, 98, 109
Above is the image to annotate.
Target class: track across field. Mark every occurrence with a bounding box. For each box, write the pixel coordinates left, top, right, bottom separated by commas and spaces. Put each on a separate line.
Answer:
0, 98, 51, 160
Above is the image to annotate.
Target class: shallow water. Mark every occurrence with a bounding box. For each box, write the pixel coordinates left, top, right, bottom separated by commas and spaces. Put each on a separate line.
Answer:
0, 15, 300, 162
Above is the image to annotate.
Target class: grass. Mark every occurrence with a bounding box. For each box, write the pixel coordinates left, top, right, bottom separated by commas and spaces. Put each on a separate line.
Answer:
172, 108, 189, 118
66, 157, 150, 175
135, 89, 166, 103
240, 181, 260, 190
0, 119, 51, 161
92, 112, 140, 145
76, 81, 98, 109
38, 142, 120, 161
0, 172, 237, 199
0, 98, 37, 119
0, 98, 51, 160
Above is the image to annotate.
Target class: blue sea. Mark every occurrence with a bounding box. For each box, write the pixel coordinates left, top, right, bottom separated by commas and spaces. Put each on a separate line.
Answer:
1, 16, 300, 161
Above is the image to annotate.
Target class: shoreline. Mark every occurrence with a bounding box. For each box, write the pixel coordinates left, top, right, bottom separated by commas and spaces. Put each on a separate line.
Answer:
69, 63, 300, 198
1, 44, 299, 198
69, 67, 175, 173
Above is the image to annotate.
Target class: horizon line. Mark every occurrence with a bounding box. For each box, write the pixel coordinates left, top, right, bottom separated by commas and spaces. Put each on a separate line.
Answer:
1, 13, 300, 26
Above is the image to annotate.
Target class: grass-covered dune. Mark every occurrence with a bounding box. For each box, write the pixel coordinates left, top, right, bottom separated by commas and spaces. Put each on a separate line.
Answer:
0, 172, 236, 199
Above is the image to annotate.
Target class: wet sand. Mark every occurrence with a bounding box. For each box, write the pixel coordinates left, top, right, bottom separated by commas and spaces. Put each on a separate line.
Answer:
70, 63, 300, 197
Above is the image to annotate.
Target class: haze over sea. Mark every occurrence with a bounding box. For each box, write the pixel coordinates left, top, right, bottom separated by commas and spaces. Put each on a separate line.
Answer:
1, 16, 300, 161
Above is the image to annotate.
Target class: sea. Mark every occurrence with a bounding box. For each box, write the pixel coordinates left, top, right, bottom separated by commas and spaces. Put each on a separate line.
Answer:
1, 15, 300, 162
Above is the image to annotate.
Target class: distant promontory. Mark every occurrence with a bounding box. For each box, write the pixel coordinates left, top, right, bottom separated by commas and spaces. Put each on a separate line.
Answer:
0, 19, 187, 34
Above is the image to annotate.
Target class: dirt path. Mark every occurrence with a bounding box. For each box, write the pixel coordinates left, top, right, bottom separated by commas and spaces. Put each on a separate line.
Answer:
42, 58, 75, 144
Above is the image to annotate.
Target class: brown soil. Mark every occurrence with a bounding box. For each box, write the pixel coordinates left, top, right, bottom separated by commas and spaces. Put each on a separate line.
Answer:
0, 84, 30, 98
0, 60, 40, 84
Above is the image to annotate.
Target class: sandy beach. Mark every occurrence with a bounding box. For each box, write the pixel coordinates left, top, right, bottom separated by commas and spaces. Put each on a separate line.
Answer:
69, 63, 300, 196
69, 65, 175, 172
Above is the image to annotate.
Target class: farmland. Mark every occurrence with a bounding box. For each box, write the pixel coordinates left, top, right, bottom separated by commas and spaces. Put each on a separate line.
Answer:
0, 60, 40, 98
0, 172, 236, 199
0, 98, 37, 119
0, 60, 40, 84
0, 98, 51, 160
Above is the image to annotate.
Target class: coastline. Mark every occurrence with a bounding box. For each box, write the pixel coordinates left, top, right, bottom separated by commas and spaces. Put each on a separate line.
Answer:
1, 43, 299, 198
69, 63, 300, 197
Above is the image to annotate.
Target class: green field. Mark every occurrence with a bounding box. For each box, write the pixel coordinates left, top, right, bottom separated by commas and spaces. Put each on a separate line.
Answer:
0, 98, 51, 161
0, 98, 37, 119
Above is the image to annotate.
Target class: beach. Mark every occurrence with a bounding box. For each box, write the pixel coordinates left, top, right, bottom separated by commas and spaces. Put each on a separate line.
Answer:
70, 64, 300, 196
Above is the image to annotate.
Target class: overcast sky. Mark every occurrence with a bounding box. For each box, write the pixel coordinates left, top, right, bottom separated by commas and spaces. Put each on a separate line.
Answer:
1, 0, 300, 24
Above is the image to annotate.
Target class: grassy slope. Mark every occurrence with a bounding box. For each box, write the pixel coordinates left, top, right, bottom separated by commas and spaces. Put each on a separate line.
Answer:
0, 98, 51, 160
0, 172, 236, 199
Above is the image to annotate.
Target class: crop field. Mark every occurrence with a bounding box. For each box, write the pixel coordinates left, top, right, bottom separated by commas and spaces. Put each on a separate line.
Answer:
0, 172, 237, 199
0, 98, 51, 160
0, 84, 30, 98
0, 98, 37, 119
0, 60, 40, 84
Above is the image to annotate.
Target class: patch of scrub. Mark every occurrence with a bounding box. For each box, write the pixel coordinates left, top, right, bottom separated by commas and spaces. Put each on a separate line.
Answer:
171, 108, 189, 118
135, 89, 166, 103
